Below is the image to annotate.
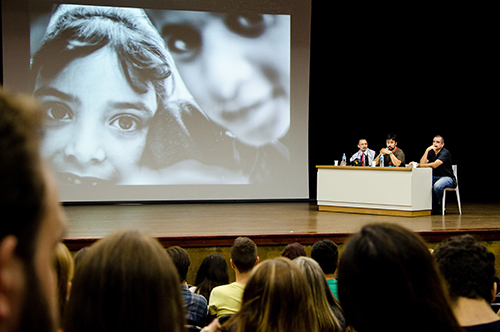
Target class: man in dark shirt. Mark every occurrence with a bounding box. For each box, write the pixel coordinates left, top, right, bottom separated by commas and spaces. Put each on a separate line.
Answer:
374, 133, 405, 167
416, 135, 455, 214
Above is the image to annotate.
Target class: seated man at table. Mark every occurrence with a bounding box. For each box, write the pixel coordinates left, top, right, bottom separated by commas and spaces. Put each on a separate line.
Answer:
412, 135, 455, 214
374, 133, 405, 167
350, 138, 376, 166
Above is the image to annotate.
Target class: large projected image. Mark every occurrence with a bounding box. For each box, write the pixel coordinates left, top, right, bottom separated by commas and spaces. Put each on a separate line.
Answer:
31, 5, 291, 188
2, 0, 310, 201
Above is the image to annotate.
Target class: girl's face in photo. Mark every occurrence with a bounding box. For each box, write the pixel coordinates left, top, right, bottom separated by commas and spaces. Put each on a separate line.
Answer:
34, 46, 158, 185
151, 11, 290, 146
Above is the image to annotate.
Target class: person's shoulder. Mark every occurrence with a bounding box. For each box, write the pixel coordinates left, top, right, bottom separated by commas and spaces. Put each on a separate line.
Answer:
192, 292, 207, 305
463, 319, 500, 332
185, 287, 207, 305
191, 289, 207, 301
211, 283, 229, 293
438, 148, 452, 160
232, 282, 246, 290
211, 283, 236, 294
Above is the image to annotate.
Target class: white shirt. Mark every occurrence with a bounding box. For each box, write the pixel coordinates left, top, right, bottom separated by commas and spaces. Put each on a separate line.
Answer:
350, 148, 376, 166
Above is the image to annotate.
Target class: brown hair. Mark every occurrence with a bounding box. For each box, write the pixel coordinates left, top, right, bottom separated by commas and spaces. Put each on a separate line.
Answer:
63, 230, 185, 332
224, 257, 319, 332
231, 237, 258, 273
0, 87, 46, 261
338, 223, 463, 332
281, 242, 306, 260
167, 246, 191, 282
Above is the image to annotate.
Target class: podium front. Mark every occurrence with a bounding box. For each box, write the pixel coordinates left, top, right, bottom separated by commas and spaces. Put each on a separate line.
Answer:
316, 166, 432, 217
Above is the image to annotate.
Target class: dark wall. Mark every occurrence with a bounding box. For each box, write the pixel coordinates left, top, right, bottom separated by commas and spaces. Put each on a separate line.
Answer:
308, 6, 495, 203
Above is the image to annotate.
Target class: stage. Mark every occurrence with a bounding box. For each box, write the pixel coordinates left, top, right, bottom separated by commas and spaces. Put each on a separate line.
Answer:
63, 201, 500, 250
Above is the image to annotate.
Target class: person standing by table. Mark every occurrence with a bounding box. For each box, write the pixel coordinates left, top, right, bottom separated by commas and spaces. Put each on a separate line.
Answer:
350, 138, 376, 166
413, 135, 455, 214
374, 133, 405, 167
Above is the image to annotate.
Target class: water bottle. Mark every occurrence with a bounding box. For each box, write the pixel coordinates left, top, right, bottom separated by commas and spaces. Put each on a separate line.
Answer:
342, 153, 346, 166
380, 153, 384, 167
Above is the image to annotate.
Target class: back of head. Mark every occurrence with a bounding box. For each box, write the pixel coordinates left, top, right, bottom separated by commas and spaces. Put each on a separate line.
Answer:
194, 253, 229, 301
338, 223, 461, 332
311, 239, 339, 275
231, 237, 258, 274
281, 242, 306, 260
434, 234, 495, 303
294, 256, 342, 332
230, 257, 318, 332
0, 88, 45, 260
167, 246, 191, 282
64, 230, 185, 332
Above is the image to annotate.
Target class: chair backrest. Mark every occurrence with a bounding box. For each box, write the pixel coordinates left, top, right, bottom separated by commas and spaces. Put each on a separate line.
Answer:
452, 165, 458, 180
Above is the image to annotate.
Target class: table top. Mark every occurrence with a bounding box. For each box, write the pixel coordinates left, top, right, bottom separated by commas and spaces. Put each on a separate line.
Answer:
316, 165, 417, 171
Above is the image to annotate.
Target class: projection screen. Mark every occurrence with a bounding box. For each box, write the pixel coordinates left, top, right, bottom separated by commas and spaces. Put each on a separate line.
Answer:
1, 0, 311, 202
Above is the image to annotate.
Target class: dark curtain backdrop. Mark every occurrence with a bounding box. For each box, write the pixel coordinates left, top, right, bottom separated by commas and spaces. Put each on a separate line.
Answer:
308, 4, 495, 203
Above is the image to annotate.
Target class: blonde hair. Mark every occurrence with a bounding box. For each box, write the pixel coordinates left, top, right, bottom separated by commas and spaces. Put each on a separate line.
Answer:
226, 257, 319, 332
294, 256, 343, 332
54, 242, 74, 318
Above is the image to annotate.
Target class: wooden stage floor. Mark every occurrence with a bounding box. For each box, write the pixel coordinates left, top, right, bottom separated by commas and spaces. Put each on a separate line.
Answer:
62, 201, 500, 250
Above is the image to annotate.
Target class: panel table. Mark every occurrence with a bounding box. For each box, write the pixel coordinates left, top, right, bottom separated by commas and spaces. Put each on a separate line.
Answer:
316, 166, 432, 217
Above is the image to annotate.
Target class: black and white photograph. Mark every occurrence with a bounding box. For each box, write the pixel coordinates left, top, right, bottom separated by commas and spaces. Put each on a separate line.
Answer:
2, 0, 311, 201
31, 4, 291, 186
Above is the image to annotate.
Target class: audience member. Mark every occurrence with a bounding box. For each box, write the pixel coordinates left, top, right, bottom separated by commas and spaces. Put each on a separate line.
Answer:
72, 246, 89, 268
294, 256, 345, 332
0, 88, 66, 332
281, 242, 306, 260
167, 246, 208, 327
63, 230, 185, 332
191, 253, 230, 303
434, 234, 500, 331
209, 237, 259, 319
54, 242, 74, 320
311, 239, 340, 300
218, 258, 319, 332
337, 223, 463, 332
